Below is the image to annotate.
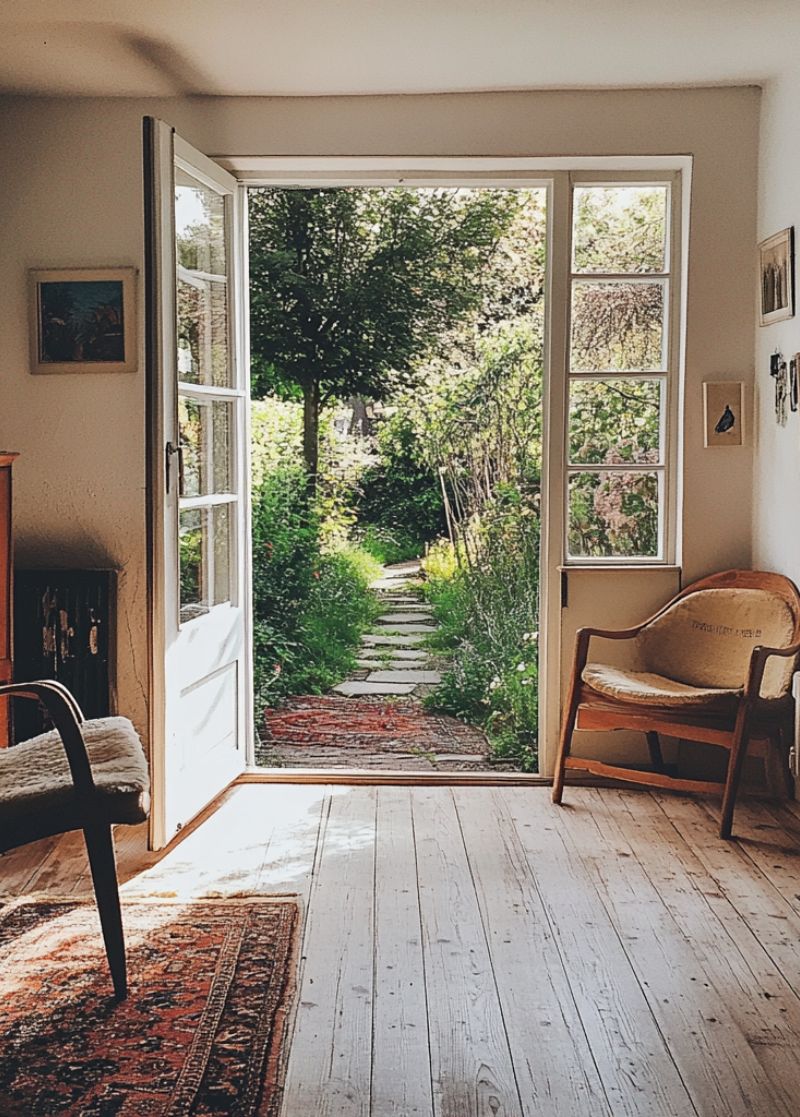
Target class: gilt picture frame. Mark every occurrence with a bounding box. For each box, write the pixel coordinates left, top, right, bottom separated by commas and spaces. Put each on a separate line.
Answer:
758, 228, 794, 326
704, 381, 745, 447
29, 267, 137, 374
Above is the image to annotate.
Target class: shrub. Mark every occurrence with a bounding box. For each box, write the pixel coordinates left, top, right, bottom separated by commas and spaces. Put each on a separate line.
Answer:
356, 524, 425, 565
355, 410, 445, 548
422, 511, 540, 771
251, 465, 382, 713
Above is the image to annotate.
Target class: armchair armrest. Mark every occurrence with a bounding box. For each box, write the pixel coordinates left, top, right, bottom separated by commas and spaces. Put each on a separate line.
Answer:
744, 641, 800, 701
0, 681, 95, 798
570, 623, 646, 676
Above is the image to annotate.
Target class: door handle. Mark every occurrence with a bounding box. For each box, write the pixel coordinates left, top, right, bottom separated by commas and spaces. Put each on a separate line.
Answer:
165, 441, 185, 496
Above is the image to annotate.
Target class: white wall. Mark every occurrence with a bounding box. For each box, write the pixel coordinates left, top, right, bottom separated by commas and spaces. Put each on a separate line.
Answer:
0, 88, 759, 755
753, 72, 800, 584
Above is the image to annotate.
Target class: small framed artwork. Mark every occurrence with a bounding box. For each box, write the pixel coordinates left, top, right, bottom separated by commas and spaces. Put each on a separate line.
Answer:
704, 381, 745, 447
29, 267, 137, 374
758, 227, 794, 326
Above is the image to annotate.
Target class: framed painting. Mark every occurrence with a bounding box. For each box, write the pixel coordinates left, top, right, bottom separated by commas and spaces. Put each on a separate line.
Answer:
758, 228, 794, 326
704, 381, 745, 447
29, 267, 137, 374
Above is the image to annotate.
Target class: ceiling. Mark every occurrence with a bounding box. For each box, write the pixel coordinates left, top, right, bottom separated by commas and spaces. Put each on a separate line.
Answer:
0, 0, 795, 99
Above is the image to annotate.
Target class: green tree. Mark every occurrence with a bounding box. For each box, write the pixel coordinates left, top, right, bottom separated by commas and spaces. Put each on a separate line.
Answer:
248, 187, 517, 483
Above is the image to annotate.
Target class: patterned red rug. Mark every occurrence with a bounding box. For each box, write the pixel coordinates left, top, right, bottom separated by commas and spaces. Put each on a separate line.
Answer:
0, 896, 300, 1116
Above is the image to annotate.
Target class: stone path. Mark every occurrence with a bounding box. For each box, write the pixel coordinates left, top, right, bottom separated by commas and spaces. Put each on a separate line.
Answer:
257, 560, 498, 770
335, 560, 443, 701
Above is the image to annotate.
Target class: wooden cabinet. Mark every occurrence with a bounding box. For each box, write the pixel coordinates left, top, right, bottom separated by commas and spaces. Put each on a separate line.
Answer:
0, 452, 18, 747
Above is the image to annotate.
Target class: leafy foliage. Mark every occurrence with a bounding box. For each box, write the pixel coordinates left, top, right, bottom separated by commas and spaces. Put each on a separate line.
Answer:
248, 187, 519, 474
251, 463, 381, 710
355, 409, 445, 550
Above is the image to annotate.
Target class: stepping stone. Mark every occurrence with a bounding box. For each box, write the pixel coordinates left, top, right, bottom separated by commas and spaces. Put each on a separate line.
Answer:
355, 658, 389, 669
375, 623, 435, 634
388, 659, 427, 669
333, 680, 416, 697
389, 648, 431, 660
367, 669, 442, 685
362, 633, 425, 646
379, 596, 422, 604
378, 613, 435, 625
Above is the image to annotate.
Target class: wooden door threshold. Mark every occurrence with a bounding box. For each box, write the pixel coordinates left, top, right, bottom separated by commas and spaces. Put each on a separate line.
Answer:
238, 767, 549, 787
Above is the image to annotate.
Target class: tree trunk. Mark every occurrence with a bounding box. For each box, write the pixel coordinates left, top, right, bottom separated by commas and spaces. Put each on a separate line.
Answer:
302, 380, 321, 491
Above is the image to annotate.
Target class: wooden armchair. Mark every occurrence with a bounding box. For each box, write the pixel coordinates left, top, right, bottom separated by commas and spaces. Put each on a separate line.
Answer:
0, 680, 149, 998
552, 570, 800, 838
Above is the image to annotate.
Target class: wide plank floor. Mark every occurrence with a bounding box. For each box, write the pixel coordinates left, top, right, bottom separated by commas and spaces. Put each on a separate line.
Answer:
3, 785, 800, 1116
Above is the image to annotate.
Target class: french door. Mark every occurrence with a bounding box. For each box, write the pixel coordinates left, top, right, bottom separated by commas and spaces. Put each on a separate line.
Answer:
144, 118, 251, 849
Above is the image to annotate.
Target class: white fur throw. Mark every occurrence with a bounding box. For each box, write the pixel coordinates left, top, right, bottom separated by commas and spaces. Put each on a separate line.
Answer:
0, 716, 150, 826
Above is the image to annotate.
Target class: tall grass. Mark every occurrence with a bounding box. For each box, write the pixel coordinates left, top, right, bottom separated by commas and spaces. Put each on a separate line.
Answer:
423, 513, 540, 771
251, 464, 382, 711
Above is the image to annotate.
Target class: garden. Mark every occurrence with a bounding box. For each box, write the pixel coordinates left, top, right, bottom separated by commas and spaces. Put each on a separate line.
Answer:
246, 183, 663, 771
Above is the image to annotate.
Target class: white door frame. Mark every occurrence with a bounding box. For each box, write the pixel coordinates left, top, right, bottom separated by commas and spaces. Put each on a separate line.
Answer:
147, 152, 689, 791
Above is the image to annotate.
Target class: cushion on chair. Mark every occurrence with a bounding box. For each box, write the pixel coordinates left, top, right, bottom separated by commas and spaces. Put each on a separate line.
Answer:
0, 716, 150, 849
582, 662, 741, 709
639, 588, 796, 699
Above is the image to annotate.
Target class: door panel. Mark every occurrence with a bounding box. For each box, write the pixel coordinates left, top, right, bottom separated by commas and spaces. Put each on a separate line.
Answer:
145, 119, 249, 849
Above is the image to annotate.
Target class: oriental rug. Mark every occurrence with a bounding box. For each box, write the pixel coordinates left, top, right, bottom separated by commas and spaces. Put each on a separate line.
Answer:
0, 895, 300, 1116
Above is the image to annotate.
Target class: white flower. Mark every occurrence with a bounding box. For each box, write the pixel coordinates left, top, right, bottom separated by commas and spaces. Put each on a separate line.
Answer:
517, 662, 526, 672
521, 677, 532, 687
489, 677, 501, 691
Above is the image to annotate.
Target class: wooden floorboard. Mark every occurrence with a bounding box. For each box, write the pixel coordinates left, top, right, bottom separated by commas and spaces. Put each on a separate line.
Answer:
371, 787, 434, 1117
570, 790, 793, 1116
454, 787, 611, 1116
4, 784, 800, 1116
413, 786, 521, 1117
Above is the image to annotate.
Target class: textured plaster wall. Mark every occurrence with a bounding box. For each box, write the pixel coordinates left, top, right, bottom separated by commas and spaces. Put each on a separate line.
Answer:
0, 87, 759, 752
753, 72, 800, 585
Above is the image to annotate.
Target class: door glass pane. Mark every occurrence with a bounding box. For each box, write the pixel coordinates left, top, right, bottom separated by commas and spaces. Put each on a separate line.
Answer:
179, 397, 233, 497
179, 508, 206, 621
569, 379, 662, 466
573, 185, 668, 273
213, 504, 233, 605
571, 280, 665, 372
179, 504, 234, 623
568, 470, 660, 558
175, 169, 231, 387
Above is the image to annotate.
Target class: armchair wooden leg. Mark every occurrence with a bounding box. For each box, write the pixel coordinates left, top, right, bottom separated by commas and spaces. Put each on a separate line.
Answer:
646, 731, 665, 773
83, 823, 127, 1000
552, 692, 581, 805
719, 710, 752, 841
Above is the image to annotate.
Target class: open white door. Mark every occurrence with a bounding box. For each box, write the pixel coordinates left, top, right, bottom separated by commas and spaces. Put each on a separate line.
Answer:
144, 118, 251, 849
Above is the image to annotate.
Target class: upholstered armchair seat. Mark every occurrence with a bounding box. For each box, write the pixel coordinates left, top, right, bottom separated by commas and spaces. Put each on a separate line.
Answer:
581, 663, 742, 710
0, 716, 149, 850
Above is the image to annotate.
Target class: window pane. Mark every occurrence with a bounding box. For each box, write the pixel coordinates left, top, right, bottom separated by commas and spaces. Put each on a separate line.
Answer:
569, 379, 662, 466
176, 171, 226, 275
180, 508, 206, 622
175, 168, 231, 387
179, 397, 233, 497
213, 504, 233, 606
179, 504, 234, 623
571, 280, 665, 372
573, 185, 668, 273
177, 273, 230, 387
568, 470, 660, 558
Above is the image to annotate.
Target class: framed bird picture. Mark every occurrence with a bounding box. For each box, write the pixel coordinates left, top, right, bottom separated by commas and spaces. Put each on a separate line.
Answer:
704, 381, 745, 447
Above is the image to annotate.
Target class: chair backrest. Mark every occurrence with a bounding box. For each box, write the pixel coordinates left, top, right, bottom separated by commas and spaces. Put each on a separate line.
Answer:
639, 571, 800, 699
